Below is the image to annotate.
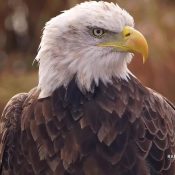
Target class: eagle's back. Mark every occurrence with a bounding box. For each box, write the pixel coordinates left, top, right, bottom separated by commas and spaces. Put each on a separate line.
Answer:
1, 76, 175, 175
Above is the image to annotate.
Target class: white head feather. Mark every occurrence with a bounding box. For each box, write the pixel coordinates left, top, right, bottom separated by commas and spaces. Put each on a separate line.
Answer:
35, 1, 134, 98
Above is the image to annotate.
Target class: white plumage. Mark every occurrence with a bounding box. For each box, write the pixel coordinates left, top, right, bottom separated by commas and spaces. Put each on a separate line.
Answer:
36, 1, 134, 98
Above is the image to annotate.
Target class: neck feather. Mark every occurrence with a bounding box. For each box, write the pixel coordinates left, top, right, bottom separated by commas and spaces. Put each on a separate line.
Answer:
36, 48, 132, 98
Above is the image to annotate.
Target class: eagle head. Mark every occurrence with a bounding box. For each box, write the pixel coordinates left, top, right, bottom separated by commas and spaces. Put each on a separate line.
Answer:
36, 1, 148, 98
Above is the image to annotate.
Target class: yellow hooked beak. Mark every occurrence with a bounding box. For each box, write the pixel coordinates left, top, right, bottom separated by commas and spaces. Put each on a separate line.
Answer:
98, 26, 148, 63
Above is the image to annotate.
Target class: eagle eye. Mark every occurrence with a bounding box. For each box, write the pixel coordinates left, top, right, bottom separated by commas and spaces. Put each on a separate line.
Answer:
92, 28, 105, 38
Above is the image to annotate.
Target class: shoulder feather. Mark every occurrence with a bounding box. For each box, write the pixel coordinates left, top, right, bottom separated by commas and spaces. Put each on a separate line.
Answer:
0, 93, 28, 172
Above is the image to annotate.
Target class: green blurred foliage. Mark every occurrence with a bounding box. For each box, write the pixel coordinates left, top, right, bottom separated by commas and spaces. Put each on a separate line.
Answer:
0, 0, 175, 114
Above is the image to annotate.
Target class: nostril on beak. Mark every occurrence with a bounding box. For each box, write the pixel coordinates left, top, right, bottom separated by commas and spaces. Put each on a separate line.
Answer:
125, 32, 131, 37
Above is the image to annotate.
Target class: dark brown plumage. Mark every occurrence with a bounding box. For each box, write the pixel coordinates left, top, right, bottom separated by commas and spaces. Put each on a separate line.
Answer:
0, 75, 175, 175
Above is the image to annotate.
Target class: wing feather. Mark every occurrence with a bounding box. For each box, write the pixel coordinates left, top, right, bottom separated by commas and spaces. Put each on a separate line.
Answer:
0, 93, 28, 172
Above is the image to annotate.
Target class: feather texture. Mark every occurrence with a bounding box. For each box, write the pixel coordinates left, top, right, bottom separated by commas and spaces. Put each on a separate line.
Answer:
0, 75, 175, 175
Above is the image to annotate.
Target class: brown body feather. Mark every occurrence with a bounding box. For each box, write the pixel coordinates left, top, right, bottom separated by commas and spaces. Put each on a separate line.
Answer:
0, 75, 175, 175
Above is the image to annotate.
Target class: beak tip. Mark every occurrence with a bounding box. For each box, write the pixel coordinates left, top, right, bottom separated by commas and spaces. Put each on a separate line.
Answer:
143, 47, 149, 63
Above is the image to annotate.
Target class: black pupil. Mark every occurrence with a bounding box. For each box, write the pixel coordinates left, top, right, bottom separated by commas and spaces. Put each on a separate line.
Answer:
96, 30, 101, 34
95, 29, 102, 35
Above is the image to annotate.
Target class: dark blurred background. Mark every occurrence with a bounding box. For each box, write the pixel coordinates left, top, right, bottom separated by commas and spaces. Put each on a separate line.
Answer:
0, 0, 175, 113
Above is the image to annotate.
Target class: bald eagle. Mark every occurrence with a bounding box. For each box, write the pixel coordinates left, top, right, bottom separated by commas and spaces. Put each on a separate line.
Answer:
0, 1, 175, 175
